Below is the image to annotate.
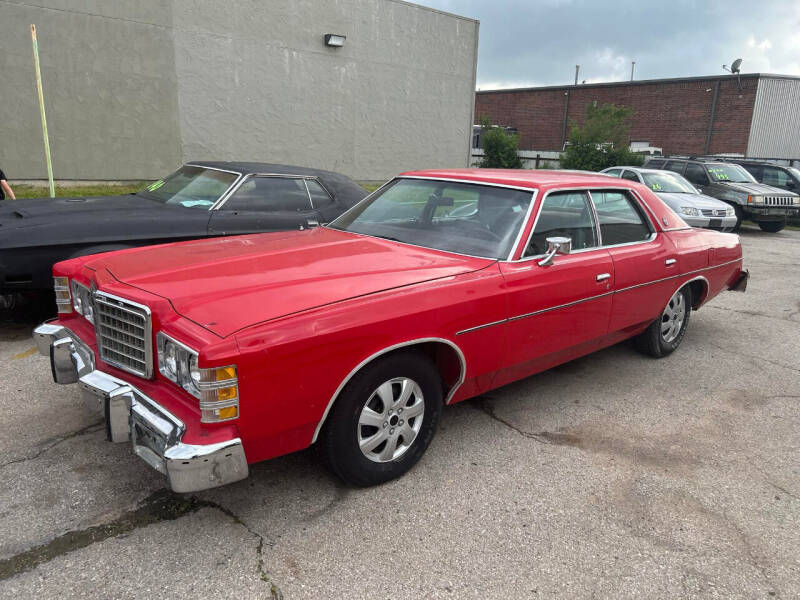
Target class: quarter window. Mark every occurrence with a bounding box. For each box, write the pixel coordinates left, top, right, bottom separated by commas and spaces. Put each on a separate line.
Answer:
684, 164, 710, 186
305, 179, 333, 207
664, 161, 686, 175
621, 170, 640, 182
762, 167, 792, 187
524, 191, 598, 256
604, 168, 622, 177
224, 177, 312, 212
591, 190, 652, 245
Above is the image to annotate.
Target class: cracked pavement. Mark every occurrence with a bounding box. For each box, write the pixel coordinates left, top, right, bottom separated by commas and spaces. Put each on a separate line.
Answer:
0, 226, 798, 599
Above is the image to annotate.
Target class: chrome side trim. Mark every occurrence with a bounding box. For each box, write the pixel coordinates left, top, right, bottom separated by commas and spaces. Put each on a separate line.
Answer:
455, 257, 743, 335
506, 290, 614, 324
455, 318, 509, 335
310, 337, 467, 443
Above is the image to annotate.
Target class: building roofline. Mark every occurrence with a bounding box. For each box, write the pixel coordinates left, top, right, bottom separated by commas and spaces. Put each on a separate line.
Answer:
476, 73, 800, 94
390, 0, 479, 23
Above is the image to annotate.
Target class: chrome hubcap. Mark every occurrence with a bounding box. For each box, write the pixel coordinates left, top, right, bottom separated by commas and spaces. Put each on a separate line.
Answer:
661, 290, 686, 343
357, 377, 424, 463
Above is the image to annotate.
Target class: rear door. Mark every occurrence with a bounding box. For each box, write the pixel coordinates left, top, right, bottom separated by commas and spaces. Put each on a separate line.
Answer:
208, 176, 320, 236
498, 190, 614, 381
591, 189, 678, 333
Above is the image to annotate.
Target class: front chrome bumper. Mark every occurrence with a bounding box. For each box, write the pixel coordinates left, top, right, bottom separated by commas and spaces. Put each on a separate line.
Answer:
33, 322, 248, 493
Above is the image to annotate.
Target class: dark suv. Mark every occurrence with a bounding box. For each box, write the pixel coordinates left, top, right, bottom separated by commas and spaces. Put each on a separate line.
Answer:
725, 160, 800, 194
646, 157, 800, 232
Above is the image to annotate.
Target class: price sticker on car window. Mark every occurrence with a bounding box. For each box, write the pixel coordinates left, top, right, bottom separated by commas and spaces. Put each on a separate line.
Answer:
651, 182, 663, 190
708, 168, 730, 181
146, 180, 165, 192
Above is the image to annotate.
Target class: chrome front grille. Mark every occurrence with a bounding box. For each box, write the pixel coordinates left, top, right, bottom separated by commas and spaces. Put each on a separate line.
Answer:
763, 196, 794, 206
93, 292, 153, 378
701, 208, 728, 217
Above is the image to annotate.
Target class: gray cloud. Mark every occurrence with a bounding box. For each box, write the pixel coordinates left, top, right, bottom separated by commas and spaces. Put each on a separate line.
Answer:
417, 0, 800, 88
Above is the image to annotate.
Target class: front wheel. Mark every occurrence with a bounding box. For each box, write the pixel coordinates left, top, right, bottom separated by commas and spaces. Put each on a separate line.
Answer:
321, 351, 443, 486
634, 287, 691, 358
758, 220, 785, 233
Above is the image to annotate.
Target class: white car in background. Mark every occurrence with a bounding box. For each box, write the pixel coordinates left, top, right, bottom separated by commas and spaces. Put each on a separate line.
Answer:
602, 166, 737, 232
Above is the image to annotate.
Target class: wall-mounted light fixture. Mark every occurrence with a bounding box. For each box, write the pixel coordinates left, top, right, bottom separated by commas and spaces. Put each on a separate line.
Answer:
324, 34, 346, 47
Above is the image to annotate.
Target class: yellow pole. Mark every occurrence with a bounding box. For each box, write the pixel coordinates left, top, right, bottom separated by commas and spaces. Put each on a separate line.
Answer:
31, 24, 55, 198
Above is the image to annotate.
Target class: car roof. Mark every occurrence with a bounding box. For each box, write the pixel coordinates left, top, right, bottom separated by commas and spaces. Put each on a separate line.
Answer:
398, 168, 621, 189
606, 166, 670, 174
186, 161, 368, 206
188, 161, 344, 178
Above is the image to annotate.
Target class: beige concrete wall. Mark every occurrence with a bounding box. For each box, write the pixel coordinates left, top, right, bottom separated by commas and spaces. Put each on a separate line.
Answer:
0, 0, 478, 182
0, 0, 182, 180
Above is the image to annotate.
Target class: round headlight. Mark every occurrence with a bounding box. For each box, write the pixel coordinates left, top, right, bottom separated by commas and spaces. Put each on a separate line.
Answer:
164, 343, 178, 376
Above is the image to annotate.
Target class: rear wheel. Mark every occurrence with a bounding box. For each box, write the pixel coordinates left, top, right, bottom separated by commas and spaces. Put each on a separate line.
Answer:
321, 352, 442, 486
758, 220, 785, 233
635, 287, 691, 358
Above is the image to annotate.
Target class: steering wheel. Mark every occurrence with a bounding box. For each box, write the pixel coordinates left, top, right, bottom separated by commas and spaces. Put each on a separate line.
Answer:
450, 218, 502, 242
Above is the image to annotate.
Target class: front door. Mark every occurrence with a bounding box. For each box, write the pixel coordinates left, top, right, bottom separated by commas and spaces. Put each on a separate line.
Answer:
208, 176, 321, 236
497, 190, 614, 384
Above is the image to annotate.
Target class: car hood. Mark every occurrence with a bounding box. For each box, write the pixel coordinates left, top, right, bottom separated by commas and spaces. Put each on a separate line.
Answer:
716, 181, 798, 197
657, 192, 731, 210
0, 194, 166, 236
93, 227, 494, 337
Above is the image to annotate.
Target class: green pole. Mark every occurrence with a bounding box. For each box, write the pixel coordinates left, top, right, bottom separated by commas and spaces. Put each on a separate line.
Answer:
31, 24, 55, 198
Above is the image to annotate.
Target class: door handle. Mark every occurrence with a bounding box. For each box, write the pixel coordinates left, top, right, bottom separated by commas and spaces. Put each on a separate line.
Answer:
665, 258, 677, 266
596, 273, 611, 282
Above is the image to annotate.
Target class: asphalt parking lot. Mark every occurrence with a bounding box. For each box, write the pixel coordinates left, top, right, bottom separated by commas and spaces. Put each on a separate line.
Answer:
0, 226, 798, 599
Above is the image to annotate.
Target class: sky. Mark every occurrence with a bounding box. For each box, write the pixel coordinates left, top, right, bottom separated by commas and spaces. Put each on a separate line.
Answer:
416, 0, 800, 89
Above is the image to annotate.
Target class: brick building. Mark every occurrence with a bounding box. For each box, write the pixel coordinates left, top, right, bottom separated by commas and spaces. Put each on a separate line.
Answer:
474, 74, 800, 159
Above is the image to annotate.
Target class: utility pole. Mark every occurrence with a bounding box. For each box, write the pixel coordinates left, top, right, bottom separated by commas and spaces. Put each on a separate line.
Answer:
630, 61, 636, 81
574, 65, 579, 85
31, 24, 55, 198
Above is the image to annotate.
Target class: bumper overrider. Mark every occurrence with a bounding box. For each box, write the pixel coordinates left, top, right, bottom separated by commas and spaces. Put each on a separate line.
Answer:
33, 322, 248, 493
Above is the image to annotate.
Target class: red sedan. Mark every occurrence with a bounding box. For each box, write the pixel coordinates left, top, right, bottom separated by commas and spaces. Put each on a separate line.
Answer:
34, 170, 748, 491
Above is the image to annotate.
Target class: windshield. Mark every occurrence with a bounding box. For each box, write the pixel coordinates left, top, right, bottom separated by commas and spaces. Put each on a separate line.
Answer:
137, 166, 239, 208
642, 172, 697, 194
328, 178, 533, 259
706, 164, 757, 183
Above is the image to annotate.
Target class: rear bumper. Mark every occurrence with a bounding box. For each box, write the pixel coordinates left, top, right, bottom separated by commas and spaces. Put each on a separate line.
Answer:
33, 322, 248, 493
729, 269, 749, 292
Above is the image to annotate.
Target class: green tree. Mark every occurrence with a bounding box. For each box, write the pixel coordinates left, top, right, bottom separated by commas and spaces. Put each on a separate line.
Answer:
560, 103, 644, 171
477, 117, 524, 169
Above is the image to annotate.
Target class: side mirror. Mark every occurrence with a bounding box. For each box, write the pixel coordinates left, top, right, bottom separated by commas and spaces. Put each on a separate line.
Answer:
538, 236, 572, 267
786, 180, 795, 190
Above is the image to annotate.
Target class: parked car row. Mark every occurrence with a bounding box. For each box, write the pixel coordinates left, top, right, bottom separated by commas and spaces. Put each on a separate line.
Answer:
32, 169, 748, 492
644, 156, 799, 232
601, 166, 738, 232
